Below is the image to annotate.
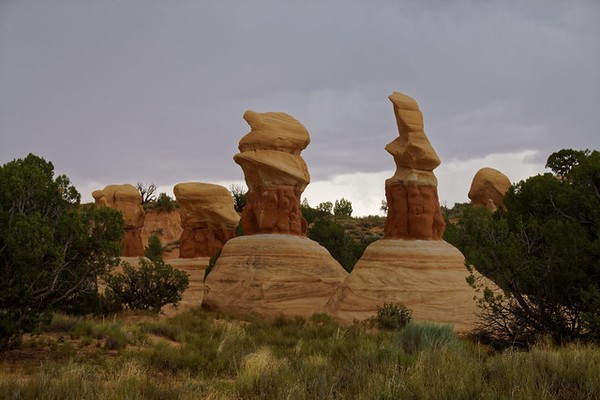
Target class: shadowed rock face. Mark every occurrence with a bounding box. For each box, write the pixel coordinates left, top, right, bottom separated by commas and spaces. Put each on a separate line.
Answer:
173, 182, 240, 258
468, 167, 511, 212
92, 184, 145, 257
234, 111, 310, 236
384, 92, 445, 240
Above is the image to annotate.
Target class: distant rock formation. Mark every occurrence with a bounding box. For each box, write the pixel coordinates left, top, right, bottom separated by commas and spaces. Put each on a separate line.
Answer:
173, 183, 240, 258
92, 184, 145, 257
327, 92, 478, 331
233, 111, 310, 236
203, 111, 348, 317
468, 168, 511, 211
142, 209, 183, 259
384, 92, 445, 240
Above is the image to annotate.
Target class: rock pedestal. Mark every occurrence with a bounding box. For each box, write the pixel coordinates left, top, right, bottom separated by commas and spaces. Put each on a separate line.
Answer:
173, 183, 240, 258
327, 92, 478, 331
468, 168, 511, 212
233, 111, 310, 236
203, 111, 348, 317
93, 184, 145, 257
204, 235, 348, 317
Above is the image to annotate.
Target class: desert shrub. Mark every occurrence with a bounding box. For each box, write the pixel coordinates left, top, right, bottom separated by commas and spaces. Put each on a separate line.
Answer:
144, 192, 178, 212
204, 248, 221, 281
375, 302, 413, 330
103, 259, 189, 312
394, 321, 460, 354
144, 234, 164, 262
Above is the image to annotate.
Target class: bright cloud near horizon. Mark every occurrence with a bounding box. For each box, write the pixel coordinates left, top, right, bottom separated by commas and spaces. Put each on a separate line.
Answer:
1, 1, 599, 216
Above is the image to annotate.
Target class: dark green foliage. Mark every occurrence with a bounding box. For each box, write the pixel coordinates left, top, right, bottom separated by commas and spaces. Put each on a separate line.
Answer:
375, 302, 413, 330
308, 218, 364, 272
300, 198, 330, 224
144, 192, 178, 211
103, 259, 189, 312
333, 197, 353, 217
450, 149, 600, 346
205, 248, 221, 282
0, 154, 123, 350
144, 234, 164, 262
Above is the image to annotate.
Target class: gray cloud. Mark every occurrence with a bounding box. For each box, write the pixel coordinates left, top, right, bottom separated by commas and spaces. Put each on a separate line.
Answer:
1, 0, 599, 197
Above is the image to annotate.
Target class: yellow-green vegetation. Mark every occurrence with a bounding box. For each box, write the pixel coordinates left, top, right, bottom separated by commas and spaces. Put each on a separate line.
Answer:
1, 308, 599, 399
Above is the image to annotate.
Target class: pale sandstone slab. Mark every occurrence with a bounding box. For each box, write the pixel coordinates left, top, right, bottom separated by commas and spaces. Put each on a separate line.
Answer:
468, 167, 511, 212
203, 235, 349, 318
326, 240, 478, 332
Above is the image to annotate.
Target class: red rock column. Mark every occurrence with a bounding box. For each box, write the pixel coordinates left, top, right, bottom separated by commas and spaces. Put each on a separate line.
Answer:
174, 183, 240, 258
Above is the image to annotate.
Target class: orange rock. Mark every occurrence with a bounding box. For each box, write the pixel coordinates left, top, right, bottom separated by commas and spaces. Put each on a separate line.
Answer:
173, 183, 240, 258
326, 240, 479, 332
141, 209, 183, 259
468, 168, 511, 211
234, 111, 310, 235
93, 184, 145, 257
383, 92, 444, 240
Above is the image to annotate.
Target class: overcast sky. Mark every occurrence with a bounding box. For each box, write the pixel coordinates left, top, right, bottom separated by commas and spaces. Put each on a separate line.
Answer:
1, 0, 599, 215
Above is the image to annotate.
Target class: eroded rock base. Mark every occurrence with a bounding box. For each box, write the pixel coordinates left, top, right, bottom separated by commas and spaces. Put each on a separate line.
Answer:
242, 185, 307, 236
179, 227, 236, 258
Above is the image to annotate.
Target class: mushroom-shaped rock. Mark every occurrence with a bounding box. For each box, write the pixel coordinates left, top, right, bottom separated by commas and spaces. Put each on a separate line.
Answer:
327, 92, 479, 332
384, 92, 445, 240
173, 183, 240, 258
468, 168, 511, 212
93, 184, 145, 257
233, 111, 310, 236
203, 110, 348, 318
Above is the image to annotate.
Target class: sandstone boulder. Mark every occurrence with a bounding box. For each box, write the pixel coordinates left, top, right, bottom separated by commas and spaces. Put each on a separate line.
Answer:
173, 182, 240, 258
468, 168, 511, 211
326, 240, 478, 331
93, 184, 145, 257
234, 111, 310, 236
384, 92, 445, 240
204, 235, 349, 317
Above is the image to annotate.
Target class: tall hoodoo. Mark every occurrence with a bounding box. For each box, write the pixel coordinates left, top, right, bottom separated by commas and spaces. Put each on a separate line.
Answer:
92, 184, 145, 257
202, 110, 348, 318
173, 182, 240, 258
233, 111, 310, 236
384, 92, 445, 240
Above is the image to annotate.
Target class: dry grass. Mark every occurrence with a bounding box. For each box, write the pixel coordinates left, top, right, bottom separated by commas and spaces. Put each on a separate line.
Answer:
1, 308, 599, 399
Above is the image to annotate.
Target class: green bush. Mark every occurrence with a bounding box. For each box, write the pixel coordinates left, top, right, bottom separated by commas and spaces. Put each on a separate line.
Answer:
375, 302, 412, 330
103, 259, 189, 312
394, 321, 460, 354
144, 234, 164, 262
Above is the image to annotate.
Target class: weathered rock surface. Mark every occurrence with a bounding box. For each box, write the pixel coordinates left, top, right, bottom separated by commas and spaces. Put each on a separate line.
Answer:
203, 235, 349, 318
384, 92, 445, 240
93, 184, 145, 257
327, 92, 478, 331
173, 183, 240, 258
326, 240, 478, 331
234, 111, 310, 236
142, 209, 183, 260
468, 167, 511, 211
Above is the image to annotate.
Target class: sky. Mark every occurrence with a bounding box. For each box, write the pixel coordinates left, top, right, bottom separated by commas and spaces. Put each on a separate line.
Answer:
1, 0, 599, 216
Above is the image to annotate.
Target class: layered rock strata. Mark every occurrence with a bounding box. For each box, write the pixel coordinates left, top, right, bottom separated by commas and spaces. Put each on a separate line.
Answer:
384, 92, 445, 240
93, 184, 145, 257
204, 235, 348, 317
173, 183, 240, 258
233, 111, 310, 236
468, 168, 511, 211
204, 111, 348, 317
327, 92, 477, 331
